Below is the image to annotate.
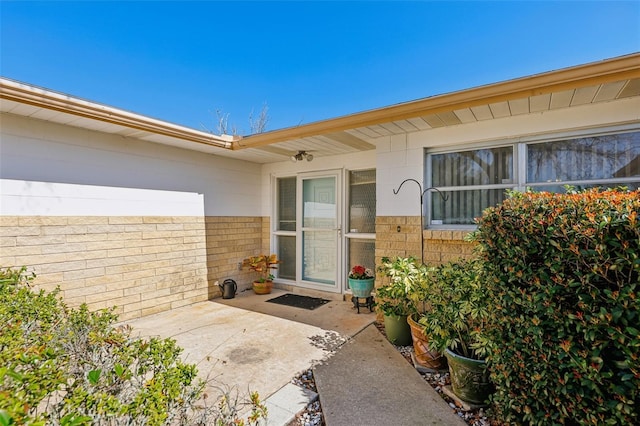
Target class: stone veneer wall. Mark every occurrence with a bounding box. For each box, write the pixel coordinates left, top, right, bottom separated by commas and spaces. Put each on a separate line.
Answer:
0, 215, 266, 321
204, 216, 268, 297
422, 230, 476, 263
375, 216, 475, 268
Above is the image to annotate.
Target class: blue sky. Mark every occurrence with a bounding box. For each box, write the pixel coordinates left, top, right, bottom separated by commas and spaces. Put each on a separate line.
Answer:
1, 1, 639, 135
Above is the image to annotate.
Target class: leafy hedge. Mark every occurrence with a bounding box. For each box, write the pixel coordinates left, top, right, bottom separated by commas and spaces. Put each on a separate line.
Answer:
474, 189, 639, 425
0, 267, 266, 426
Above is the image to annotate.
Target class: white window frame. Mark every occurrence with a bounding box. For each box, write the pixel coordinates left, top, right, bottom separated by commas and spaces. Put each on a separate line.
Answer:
272, 174, 298, 284
424, 124, 640, 229
344, 168, 376, 291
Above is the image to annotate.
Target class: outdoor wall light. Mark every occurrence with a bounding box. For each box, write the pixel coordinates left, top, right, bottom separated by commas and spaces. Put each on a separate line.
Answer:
290, 150, 314, 162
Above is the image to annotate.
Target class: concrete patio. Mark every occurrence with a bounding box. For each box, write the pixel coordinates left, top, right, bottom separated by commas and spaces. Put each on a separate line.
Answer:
126, 288, 376, 424
126, 287, 466, 425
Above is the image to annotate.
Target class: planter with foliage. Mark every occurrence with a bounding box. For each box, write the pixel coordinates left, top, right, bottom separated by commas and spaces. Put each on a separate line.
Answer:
251, 280, 273, 295
407, 313, 446, 371
377, 256, 445, 367
404, 258, 447, 371
382, 312, 413, 346
418, 257, 493, 404
444, 348, 492, 405
347, 264, 375, 298
376, 257, 425, 346
242, 254, 280, 294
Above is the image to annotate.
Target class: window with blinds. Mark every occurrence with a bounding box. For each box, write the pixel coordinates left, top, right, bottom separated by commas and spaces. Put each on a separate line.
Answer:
429, 146, 514, 225
425, 129, 640, 227
527, 132, 639, 192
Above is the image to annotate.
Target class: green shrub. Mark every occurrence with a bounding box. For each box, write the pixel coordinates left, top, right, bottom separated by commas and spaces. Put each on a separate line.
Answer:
0, 267, 267, 426
474, 189, 639, 425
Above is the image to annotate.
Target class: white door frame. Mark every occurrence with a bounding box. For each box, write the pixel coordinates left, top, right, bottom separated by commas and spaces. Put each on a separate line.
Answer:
295, 170, 343, 293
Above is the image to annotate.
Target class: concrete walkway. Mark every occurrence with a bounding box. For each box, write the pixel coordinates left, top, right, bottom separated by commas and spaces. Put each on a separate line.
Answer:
126, 288, 464, 425
313, 324, 465, 425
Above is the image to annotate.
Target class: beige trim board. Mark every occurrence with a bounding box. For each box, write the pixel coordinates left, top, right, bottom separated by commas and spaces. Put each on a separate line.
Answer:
0, 78, 235, 149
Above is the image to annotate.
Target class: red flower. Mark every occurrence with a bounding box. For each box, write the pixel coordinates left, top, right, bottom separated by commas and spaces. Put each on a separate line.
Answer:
349, 265, 373, 279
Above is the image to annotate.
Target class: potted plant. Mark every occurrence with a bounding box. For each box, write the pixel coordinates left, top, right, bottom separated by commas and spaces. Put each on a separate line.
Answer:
375, 257, 420, 346
377, 257, 445, 369
418, 257, 493, 405
241, 254, 280, 294
348, 265, 375, 298
404, 262, 447, 371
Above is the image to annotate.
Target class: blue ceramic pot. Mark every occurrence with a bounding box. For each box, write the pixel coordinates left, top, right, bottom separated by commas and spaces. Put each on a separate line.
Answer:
348, 277, 375, 298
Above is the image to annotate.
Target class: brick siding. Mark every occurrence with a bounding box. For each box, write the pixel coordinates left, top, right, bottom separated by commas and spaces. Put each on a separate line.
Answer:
204, 216, 270, 297
0, 215, 266, 320
375, 216, 475, 268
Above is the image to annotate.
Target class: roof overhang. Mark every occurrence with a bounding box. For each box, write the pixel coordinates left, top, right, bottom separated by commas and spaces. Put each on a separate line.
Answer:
0, 78, 235, 150
2, 53, 639, 164
236, 52, 640, 150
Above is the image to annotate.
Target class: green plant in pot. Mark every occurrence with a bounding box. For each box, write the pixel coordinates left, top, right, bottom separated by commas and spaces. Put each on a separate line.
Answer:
348, 264, 375, 298
242, 254, 280, 294
375, 256, 421, 346
418, 257, 493, 405
404, 261, 447, 371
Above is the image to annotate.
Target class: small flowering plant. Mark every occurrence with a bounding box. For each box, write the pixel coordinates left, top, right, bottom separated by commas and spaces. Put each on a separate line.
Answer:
348, 265, 374, 280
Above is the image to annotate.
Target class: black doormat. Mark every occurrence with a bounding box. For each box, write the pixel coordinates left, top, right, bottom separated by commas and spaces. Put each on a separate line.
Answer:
266, 293, 330, 310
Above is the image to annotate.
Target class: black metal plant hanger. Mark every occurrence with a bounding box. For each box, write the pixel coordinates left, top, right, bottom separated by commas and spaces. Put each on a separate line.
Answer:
393, 179, 448, 265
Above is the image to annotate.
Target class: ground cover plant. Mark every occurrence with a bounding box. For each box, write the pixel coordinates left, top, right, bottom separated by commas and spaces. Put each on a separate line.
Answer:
474, 189, 639, 425
0, 267, 267, 426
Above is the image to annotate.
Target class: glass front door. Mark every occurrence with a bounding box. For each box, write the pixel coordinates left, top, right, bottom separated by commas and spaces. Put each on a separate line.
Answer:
274, 169, 375, 294
299, 173, 341, 292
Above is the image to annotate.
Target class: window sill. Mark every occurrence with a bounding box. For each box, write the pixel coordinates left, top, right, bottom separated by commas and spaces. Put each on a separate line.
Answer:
423, 229, 474, 241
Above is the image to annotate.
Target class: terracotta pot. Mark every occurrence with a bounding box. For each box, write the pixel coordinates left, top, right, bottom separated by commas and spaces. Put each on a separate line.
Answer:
407, 314, 446, 371
252, 280, 273, 294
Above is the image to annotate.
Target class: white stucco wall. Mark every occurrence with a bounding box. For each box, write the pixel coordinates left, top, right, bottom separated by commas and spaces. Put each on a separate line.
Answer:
0, 113, 262, 217
0, 179, 205, 217
377, 97, 640, 216
260, 149, 377, 216
3, 96, 638, 220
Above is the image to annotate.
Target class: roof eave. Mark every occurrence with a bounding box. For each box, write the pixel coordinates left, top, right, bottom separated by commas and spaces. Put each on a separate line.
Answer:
235, 52, 640, 149
0, 77, 236, 149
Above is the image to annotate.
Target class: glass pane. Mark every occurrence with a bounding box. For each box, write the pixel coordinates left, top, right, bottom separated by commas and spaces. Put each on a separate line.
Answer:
277, 177, 296, 231
527, 131, 640, 183
302, 230, 335, 285
431, 189, 509, 225
349, 170, 376, 233
348, 238, 375, 275
277, 235, 296, 280
432, 146, 513, 187
303, 177, 336, 229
